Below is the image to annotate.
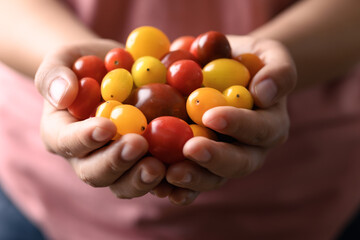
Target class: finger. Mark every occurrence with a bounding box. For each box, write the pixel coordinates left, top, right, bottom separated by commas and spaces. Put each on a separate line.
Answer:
150, 180, 174, 198
183, 137, 266, 178
202, 103, 289, 147
168, 188, 199, 206
41, 101, 117, 158
228, 36, 297, 108
109, 157, 166, 199
166, 160, 227, 192
250, 40, 297, 108
35, 39, 120, 109
69, 133, 149, 187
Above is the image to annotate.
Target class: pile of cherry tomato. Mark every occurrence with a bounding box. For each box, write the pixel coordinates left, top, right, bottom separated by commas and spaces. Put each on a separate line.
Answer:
68, 26, 264, 164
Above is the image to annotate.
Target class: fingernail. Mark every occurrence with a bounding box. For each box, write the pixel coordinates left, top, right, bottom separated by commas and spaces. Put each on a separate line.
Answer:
188, 148, 211, 163
140, 169, 158, 184
254, 79, 277, 106
180, 173, 192, 184
121, 144, 141, 162
176, 191, 198, 205
186, 191, 198, 202
49, 77, 69, 106
92, 127, 114, 142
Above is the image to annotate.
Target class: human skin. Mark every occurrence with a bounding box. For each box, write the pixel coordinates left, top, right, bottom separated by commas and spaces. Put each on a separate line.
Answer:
1, 0, 359, 205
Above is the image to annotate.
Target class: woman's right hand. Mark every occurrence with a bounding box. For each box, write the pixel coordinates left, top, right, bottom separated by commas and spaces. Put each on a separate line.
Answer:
35, 39, 166, 199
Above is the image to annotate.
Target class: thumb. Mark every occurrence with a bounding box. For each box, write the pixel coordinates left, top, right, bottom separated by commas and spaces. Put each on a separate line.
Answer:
35, 39, 121, 109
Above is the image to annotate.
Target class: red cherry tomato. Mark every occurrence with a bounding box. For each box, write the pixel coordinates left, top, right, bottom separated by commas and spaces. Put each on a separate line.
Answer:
72, 55, 107, 84
196, 31, 232, 66
170, 35, 195, 52
68, 77, 101, 120
104, 48, 134, 72
189, 33, 203, 59
167, 60, 203, 96
161, 50, 199, 69
142, 116, 193, 164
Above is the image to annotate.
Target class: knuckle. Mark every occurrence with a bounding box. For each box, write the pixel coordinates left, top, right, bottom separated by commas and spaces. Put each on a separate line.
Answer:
56, 134, 75, 158
77, 167, 101, 188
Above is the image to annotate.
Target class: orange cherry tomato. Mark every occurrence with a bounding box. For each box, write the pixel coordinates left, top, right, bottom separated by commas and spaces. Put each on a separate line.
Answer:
110, 104, 147, 136
234, 53, 264, 79
186, 87, 227, 126
190, 124, 218, 141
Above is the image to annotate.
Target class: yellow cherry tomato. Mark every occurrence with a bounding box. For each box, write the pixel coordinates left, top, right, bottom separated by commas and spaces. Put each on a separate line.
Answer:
110, 104, 147, 135
186, 87, 227, 126
202, 58, 250, 91
131, 56, 167, 87
101, 68, 133, 102
125, 26, 170, 60
223, 85, 254, 109
95, 100, 122, 118
190, 124, 218, 141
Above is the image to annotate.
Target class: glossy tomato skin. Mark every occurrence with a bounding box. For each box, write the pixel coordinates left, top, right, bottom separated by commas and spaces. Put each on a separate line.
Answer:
234, 53, 264, 79
193, 31, 232, 66
186, 87, 227, 126
72, 55, 107, 84
104, 48, 134, 72
131, 56, 167, 87
161, 50, 199, 69
101, 68, 133, 102
68, 77, 101, 120
110, 104, 147, 136
170, 36, 195, 52
143, 116, 193, 164
125, 26, 170, 60
124, 83, 188, 122
167, 60, 203, 96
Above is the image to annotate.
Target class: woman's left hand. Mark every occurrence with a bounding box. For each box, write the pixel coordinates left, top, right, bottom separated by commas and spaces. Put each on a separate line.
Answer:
153, 36, 297, 206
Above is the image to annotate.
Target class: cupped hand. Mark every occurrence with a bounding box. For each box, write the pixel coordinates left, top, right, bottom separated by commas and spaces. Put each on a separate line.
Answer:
161, 37, 297, 206
35, 39, 166, 199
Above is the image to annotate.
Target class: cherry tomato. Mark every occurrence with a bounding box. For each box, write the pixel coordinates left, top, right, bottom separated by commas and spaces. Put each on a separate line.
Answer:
234, 53, 264, 79
68, 77, 101, 120
166, 60, 203, 96
101, 68, 133, 102
170, 35, 195, 52
186, 87, 227, 126
143, 116, 193, 164
189, 33, 203, 59
197, 31, 232, 65
125, 26, 170, 60
110, 104, 147, 136
223, 85, 254, 109
95, 100, 122, 118
104, 47, 134, 72
161, 50, 199, 69
190, 124, 218, 141
203, 58, 250, 91
72, 55, 107, 84
125, 83, 188, 122
131, 56, 167, 87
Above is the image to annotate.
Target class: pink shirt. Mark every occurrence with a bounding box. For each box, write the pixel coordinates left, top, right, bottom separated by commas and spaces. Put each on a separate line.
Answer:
1, 0, 360, 239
